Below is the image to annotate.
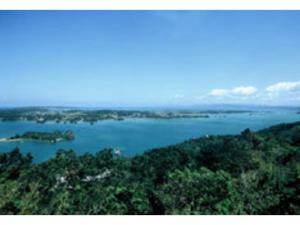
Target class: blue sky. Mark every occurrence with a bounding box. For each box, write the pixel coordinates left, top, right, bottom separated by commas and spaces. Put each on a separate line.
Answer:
0, 11, 300, 107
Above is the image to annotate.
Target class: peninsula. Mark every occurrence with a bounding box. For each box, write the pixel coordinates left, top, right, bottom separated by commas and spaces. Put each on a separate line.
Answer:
0, 107, 251, 124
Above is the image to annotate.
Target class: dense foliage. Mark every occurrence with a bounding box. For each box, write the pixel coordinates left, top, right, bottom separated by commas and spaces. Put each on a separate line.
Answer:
0, 121, 299, 215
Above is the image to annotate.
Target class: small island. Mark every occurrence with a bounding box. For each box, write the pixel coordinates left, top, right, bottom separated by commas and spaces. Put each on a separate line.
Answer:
0, 130, 75, 143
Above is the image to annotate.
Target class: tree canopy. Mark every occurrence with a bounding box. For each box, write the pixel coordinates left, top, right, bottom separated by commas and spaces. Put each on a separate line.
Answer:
0, 121, 299, 214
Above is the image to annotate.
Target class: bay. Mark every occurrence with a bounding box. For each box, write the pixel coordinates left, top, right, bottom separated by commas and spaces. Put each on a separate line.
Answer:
0, 109, 300, 163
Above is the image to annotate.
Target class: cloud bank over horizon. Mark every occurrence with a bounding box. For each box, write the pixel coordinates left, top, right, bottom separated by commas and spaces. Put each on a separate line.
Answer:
209, 86, 257, 97
195, 81, 300, 106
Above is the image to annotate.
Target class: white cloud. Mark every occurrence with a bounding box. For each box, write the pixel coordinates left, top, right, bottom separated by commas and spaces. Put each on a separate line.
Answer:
209, 89, 229, 97
200, 81, 300, 105
266, 81, 300, 92
231, 86, 257, 96
209, 86, 257, 97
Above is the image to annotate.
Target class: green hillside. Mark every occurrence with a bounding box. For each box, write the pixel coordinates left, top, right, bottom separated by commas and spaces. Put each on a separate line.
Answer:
0, 121, 299, 215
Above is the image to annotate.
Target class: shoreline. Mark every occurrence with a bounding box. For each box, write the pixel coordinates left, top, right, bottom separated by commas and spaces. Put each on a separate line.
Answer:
0, 114, 211, 124
0, 138, 22, 143
0, 137, 64, 143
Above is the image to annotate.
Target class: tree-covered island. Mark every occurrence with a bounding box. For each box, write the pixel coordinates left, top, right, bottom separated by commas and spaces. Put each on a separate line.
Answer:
0, 131, 75, 143
0, 107, 252, 124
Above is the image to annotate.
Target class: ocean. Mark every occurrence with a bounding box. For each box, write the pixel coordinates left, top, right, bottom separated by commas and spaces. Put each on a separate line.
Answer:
0, 108, 299, 162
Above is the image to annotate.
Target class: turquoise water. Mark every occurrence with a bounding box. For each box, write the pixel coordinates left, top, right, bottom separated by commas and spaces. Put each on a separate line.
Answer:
0, 110, 300, 162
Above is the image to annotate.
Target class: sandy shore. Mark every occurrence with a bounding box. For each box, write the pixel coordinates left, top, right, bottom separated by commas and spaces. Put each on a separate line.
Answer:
0, 137, 64, 143
0, 138, 22, 143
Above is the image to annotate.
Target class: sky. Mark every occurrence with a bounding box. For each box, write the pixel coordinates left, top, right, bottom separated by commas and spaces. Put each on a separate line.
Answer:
0, 10, 300, 107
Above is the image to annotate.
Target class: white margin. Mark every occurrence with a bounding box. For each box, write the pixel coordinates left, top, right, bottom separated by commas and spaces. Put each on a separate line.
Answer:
1, 215, 300, 225
0, 0, 300, 224
0, 0, 300, 10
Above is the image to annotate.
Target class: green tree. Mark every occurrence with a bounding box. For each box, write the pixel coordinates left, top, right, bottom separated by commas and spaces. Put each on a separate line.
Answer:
158, 167, 243, 214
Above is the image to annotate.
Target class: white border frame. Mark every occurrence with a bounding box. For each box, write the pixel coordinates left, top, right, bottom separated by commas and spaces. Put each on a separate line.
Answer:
0, 0, 300, 10
0, 0, 299, 224
1, 215, 300, 225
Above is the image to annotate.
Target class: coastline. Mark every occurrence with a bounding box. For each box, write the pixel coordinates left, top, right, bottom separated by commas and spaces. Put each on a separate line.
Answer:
0, 137, 64, 143
0, 137, 22, 143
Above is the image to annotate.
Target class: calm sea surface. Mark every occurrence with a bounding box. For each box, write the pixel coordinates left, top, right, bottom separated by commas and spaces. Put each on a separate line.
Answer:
0, 110, 300, 162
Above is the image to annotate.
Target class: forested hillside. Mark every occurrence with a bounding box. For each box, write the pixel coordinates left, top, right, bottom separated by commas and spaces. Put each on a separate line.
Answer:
0, 122, 299, 215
